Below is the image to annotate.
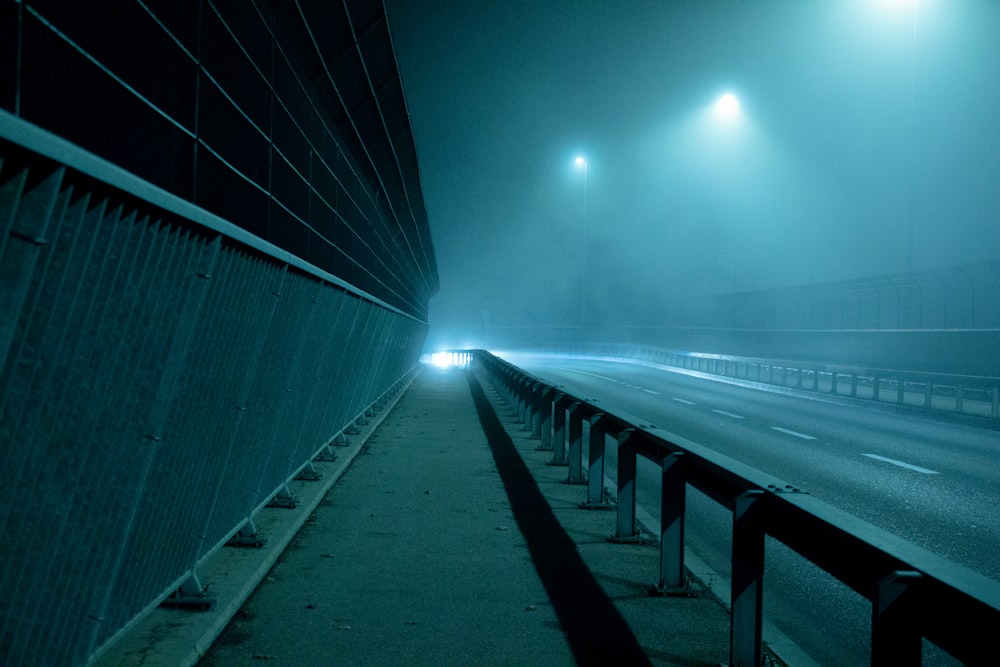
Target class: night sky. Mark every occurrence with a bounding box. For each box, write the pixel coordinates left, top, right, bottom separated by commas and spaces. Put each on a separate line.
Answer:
384, 1, 1000, 346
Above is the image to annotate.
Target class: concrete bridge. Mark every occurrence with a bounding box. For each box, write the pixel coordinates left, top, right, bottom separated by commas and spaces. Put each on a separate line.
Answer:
2, 2, 999, 666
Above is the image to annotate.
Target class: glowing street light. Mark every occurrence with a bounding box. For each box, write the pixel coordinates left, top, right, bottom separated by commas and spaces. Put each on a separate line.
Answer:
713, 92, 741, 120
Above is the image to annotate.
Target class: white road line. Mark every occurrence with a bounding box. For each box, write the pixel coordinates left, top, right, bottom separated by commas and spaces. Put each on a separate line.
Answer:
770, 426, 816, 440
712, 409, 744, 419
557, 368, 660, 395
672, 397, 696, 405
862, 453, 940, 475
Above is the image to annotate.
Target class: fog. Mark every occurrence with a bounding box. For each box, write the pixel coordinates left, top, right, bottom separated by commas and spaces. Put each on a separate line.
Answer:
385, 1, 1000, 348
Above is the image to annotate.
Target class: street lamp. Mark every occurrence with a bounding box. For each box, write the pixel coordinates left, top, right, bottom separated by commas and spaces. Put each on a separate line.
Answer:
713, 92, 740, 121
575, 156, 588, 325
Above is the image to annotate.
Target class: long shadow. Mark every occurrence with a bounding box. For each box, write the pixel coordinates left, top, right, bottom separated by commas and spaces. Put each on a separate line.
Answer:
465, 371, 652, 667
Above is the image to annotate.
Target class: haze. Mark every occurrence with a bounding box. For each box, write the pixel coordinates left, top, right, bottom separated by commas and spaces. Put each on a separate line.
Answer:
385, 1, 1000, 349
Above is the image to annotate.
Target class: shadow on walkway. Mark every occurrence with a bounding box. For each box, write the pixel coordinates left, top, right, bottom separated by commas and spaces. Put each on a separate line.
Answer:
466, 370, 652, 667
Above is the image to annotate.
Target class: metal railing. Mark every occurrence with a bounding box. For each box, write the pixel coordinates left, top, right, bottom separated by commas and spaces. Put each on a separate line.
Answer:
476, 350, 1000, 666
0, 120, 427, 665
536, 342, 1000, 425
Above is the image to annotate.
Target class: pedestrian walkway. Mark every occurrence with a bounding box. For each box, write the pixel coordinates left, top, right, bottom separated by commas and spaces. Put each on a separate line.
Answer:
99, 364, 736, 666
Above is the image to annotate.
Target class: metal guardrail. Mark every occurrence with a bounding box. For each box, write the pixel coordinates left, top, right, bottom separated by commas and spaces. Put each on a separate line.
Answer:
0, 128, 426, 664
476, 350, 1000, 666
550, 342, 1000, 424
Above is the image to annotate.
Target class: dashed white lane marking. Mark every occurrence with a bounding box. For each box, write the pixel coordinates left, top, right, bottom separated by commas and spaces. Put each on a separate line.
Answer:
558, 368, 660, 395
770, 426, 816, 440
672, 397, 696, 405
862, 453, 940, 475
712, 409, 744, 419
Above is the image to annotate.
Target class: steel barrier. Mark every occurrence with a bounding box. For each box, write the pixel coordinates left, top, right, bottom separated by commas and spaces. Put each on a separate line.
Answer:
542, 341, 1000, 425
0, 125, 427, 665
476, 350, 1000, 666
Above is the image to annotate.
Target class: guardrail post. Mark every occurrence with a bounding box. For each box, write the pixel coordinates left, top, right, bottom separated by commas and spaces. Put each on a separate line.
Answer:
517, 376, 528, 424
731, 490, 765, 667
500, 368, 514, 408
581, 413, 610, 509
656, 452, 686, 592
872, 571, 922, 665
522, 381, 537, 432
610, 429, 642, 541
529, 383, 543, 438
565, 402, 586, 484
549, 393, 571, 465
538, 389, 554, 451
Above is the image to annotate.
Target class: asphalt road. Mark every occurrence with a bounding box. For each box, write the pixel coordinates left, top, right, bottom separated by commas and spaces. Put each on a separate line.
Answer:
505, 353, 1000, 666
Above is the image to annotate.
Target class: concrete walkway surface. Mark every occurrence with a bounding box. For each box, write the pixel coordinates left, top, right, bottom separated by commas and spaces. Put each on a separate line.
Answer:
99, 364, 739, 666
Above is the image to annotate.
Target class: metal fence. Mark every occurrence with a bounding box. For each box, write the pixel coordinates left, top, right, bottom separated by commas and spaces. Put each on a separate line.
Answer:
0, 122, 427, 664
477, 350, 1000, 666
563, 342, 1000, 425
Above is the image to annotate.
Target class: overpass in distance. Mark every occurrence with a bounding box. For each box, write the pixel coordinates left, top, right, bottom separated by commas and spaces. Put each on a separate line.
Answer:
2, 1, 1000, 666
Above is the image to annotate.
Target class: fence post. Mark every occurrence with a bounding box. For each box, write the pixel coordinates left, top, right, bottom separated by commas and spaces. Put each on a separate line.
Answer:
537, 387, 554, 451
529, 383, 543, 438
581, 412, 609, 508
731, 490, 765, 667
549, 393, 571, 465
610, 429, 642, 541
523, 381, 538, 432
872, 571, 922, 665
565, 402, 585, 483
657, 452, 686, 592
0, 166, 65, 372
516, 376, 528, 424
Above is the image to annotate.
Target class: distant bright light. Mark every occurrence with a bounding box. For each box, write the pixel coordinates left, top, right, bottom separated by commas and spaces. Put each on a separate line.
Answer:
714, 93, 740, 119
431, 352, 453, 368
575, 156, 587, 167
428, 351, 471, 368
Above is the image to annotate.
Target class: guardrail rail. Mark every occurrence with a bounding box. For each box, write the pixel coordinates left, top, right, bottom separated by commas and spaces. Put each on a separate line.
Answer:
475, 349, 1000, 666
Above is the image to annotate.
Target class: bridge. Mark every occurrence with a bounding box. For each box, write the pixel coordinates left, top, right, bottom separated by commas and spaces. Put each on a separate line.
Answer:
2, 2, 999, 666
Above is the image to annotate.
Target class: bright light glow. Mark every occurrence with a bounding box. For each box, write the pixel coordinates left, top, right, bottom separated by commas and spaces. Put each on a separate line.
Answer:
714, 93, 740, 119
428, 351, 470, 368
575, 156, 587, 168
431, 352, 453, 367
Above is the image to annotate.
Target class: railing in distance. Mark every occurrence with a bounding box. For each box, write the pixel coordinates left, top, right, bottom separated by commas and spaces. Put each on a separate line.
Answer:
552, 342, 1000, 424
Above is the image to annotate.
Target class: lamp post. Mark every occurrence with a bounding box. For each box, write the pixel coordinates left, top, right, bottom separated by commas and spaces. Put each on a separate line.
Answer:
575, 156, 588, 325
903, 0, 919, 327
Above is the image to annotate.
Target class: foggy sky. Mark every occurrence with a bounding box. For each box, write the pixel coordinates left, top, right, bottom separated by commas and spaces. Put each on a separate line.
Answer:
384, 1, 1000, 341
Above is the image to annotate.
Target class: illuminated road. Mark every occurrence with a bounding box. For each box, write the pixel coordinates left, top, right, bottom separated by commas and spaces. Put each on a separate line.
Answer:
504, 353, 1000, 665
